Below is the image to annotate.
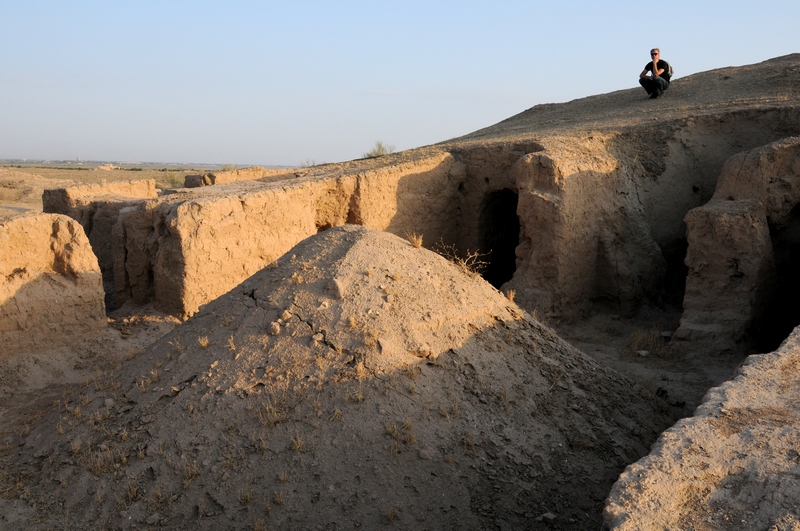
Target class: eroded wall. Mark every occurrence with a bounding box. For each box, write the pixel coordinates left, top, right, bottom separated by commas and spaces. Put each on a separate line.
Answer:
676, 136, 800, 352
0, 213, 106, 356
39, 108, 800, 324
505, 135, 664, 318
112, 152, 464, 318
42, 179, 159, 309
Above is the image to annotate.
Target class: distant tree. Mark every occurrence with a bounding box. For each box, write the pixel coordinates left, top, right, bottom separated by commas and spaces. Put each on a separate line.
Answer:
363, 141, 395, 158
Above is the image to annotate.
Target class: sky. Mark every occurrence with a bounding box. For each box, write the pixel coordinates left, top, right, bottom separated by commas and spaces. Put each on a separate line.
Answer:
1, 1, 799, 167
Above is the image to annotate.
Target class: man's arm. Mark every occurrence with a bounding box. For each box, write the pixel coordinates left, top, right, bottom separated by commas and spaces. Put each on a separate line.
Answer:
640, 67, 650, 79
652, 61, 665, 78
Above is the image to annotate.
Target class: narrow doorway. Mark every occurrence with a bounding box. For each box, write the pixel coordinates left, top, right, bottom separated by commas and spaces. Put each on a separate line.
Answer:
480, 189, 520, 288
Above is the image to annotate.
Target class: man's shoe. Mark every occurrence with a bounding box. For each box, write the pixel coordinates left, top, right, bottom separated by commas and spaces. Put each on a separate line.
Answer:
649, 93, 659, 99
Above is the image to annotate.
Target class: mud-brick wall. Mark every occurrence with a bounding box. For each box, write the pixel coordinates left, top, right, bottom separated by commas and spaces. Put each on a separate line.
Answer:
43, 179, 159, 310
0, 213, 106, 357
448, 141, 543, 255
676, 136, 800, 352
43, 179, 158, 222
113, 152, 462, 318
507, 136, 665, 318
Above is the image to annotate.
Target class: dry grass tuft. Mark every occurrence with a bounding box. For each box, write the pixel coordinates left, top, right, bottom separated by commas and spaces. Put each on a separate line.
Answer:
168, 339, 184, 353
347, 384, 364, 403
627, 328, 673, 359
402, 362, 421, 381
505, 289, 516, 302
239, 489, 252, 505
183, 461, 200, 484
258, 394, 290, 427
126, 482, 138, 502
198, 336, 210, 349
273, 490, 285, 505
405, 231, 423, 248
363, 140, 395, 158
291, 434, 305, 453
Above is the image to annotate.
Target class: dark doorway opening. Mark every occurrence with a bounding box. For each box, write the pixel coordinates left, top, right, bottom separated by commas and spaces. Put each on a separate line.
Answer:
480, 189, 520, 289
750, 205, 800, 352
662, 238, 689, 308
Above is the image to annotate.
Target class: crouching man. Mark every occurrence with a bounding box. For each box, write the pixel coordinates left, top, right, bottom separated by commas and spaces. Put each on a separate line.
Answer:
639, 48, 671, 99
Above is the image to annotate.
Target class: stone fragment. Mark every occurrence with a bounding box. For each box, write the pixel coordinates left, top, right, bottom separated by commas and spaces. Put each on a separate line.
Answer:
268, 322, 281, 336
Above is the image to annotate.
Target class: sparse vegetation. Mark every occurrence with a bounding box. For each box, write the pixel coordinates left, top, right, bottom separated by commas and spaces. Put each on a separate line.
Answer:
198, 336, 210, 349
363, 140, 395, 158
183, 461, 200, 484
627, 328, 673, 359
432, 241, 488, 277
405, 231, 423, 248
402, 362, 421, 381
239, 489, 252, 505
291, 434, 305, 453
347, 384, 364, 403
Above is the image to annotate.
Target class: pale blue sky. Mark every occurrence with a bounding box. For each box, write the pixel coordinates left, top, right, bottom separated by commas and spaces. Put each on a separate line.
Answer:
1, 1, 798, 166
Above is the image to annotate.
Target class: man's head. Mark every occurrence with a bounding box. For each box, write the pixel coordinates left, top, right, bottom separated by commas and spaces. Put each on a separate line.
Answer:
650, 48, 660, 59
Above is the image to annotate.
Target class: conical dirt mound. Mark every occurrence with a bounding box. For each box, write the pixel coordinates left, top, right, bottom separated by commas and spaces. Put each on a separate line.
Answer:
3, 226, 675, 530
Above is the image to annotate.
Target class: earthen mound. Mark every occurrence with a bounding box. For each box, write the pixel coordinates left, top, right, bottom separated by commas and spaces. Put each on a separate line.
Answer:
4, 226, 675, 530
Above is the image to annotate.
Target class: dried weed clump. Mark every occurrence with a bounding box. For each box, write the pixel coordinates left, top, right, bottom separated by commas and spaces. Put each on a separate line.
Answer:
432, 241, 488, 277
405, 231, 423, 248
627, 328, 673, 359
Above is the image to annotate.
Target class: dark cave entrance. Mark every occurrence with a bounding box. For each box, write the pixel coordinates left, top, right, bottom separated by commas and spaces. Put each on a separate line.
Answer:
750, 204, 800, 352
480, 189, 520, 289
662, 238, 689, 308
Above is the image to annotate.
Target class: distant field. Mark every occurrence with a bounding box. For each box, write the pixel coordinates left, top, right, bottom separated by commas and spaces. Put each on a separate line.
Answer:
0, 163, 212, 217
